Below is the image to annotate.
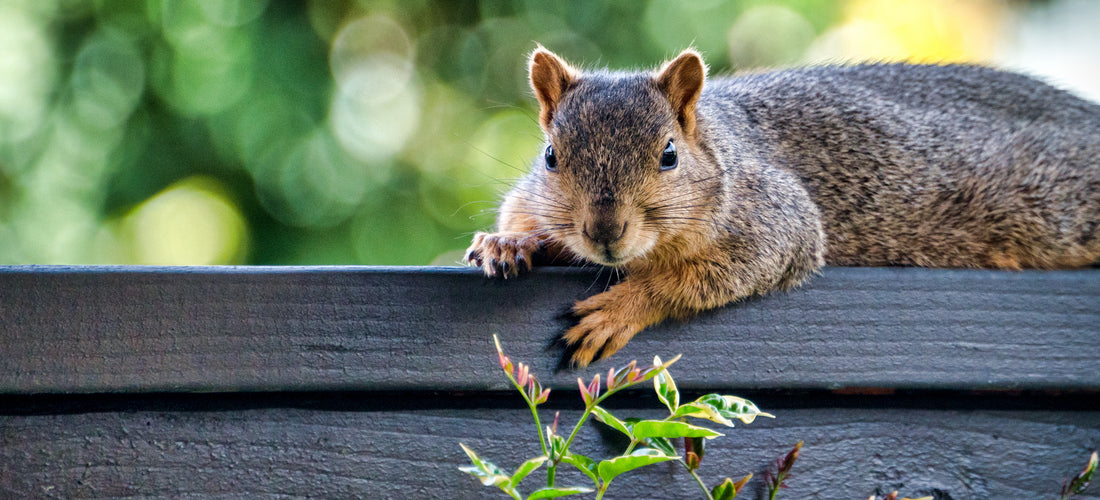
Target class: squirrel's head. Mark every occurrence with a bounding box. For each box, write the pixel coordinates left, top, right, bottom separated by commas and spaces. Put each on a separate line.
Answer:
526, 46, 714, 267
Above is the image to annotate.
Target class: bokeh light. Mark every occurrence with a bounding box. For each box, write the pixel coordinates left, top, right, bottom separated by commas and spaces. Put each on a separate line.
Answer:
254, 128, 371, 229
806, 0, 1006, 64
728, 5, 816, 69
124, 176, 247, 265
153, 1, 256, 116
0, 5, 55, 145
70, 31, 145, 130
0, 0, 1095, 265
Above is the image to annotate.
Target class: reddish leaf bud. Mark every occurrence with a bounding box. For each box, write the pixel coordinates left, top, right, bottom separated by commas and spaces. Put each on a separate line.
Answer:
686, 451, 700, 470
516, 363, 529, 387
577, 377, 591, 405
732, 474, 751, 494
780, 441, 803, 474
587, 374, 601, 402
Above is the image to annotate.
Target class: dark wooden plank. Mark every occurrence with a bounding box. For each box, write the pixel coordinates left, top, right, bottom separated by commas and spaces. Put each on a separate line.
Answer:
1, 393, 1097, 499
1, 266, 1097, 394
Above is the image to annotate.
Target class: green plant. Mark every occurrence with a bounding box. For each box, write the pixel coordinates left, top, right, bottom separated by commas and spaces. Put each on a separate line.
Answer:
763, 441, 801, 500
1059, 451, 1098, 500
460, 336, 1099, 499
458, 335, 772, 499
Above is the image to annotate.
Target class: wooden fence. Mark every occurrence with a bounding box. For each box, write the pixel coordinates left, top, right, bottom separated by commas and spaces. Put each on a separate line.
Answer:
1, 266, 1097, 499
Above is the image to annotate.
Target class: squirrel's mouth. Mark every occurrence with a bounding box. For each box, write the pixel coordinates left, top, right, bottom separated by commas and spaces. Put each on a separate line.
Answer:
572, 239, 629, 267
574, 233, 655, 268
598, 248, 623, 266
570, 214, 657, 267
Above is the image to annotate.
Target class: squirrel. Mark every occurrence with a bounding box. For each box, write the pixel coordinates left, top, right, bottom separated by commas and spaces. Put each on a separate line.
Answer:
464, 46, 1100, 367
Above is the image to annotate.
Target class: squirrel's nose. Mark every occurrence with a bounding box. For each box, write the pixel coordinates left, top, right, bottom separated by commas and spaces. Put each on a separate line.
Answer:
583, 219, 627, 247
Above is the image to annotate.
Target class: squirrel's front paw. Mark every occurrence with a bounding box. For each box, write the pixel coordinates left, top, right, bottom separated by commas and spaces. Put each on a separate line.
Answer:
561, 312, 642, 368
464, 231, 541, 278
561, 287, 653, 368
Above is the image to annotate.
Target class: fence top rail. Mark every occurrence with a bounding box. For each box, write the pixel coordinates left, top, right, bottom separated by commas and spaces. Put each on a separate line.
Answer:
1, 266, 1097, 394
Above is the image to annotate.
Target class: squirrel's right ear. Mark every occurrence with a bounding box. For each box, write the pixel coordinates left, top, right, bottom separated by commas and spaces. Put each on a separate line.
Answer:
529, 46, 577, 131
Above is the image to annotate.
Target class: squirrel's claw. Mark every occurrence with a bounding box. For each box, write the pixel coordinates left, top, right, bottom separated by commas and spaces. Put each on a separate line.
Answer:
558, 280, 655, 368
561, 314, 637, 368
463, 248, 481, 265
464, 231, 542, 279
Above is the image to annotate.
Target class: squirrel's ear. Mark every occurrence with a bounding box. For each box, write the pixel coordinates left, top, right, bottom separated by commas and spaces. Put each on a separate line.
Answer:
656, 49, 707, 136
529, 46, 577, 131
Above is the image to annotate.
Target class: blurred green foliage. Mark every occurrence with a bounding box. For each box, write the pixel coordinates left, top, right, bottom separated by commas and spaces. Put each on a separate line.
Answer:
0, 0, 1025, 265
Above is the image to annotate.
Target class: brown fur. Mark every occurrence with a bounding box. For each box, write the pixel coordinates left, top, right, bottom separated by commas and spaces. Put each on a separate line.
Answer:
530, 46, 579, 130
466, 48, 1100, 367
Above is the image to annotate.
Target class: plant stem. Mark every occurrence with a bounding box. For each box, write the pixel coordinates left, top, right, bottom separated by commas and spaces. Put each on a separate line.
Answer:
767, 474, 784, 500
508, 376, 548, 458
505, 372, 553, 489
678, 459, 714, 500
556, 407, 593, 466
689, 468, 715, 500
556, 387, 626, 465
595, 481, 609, 500
526, 400, 547, 457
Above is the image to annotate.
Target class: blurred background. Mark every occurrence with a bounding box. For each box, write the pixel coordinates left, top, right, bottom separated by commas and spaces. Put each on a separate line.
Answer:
1, 0, 1097, 266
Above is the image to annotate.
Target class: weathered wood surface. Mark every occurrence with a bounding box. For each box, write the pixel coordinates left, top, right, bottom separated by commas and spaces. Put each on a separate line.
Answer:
1, 266, 1097, 394
1, 392, 1097, 499
1, 266, 1098, 499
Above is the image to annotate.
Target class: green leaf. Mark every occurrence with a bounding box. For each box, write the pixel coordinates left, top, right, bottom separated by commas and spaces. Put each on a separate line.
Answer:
639, 354, 682, 383
671, 400, 735, 427
560, 453, 599, 487
715, 394, 774, 423
527, 486, 595, 499
631, 419, 723, 439
1065, 451, 1098, 497
592, 405, 633, 439
458, 443, 514, 491
673, 394, 774, 427
459, 442, 486, 468
711, 477, 737, 500
641, 436, 676, 457
597, 447, 679, 483
458, 465, 511, 488
652, 356, 680, 413
712, 474, 752, 500
509, 456, 548, 489
549, 432, 567, 461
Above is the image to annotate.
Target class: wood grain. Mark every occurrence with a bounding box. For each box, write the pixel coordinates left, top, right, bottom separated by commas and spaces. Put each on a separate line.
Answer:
1, 266, 1097, 499
1, 266, 1097, 394
1, 393, 1096, 499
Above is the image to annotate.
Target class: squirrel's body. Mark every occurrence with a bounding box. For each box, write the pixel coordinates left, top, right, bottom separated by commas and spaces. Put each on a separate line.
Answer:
466, 49, 1100, 366
711, 64, 1100, 269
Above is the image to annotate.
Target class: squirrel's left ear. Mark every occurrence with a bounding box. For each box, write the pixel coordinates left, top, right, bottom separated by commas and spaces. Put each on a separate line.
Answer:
656, 49, 707, 137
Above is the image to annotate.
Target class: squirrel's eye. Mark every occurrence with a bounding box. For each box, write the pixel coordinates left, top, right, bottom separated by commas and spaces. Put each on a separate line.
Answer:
659, 140, 677, 171
544, 145, 557, 172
